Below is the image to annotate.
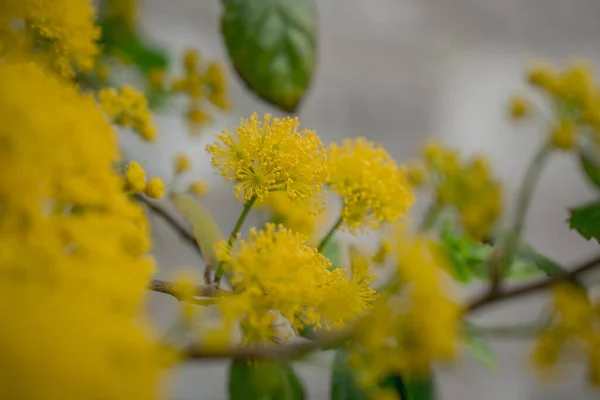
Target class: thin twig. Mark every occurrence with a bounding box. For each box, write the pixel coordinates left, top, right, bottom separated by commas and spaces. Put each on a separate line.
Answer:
466, 253, 600, 313
148, 278, 228, 301
185, 327, 353, 361
136, 195, 202, 257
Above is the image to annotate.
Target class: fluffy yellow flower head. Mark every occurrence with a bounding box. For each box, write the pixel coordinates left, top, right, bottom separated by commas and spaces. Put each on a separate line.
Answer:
0, 61, 163, 398
207, 114, 329, 204
348, 232, 460, 391
0, 0, 100, 77
328, 138, 414, 233
215, 224, 376, 341
125, 160, 147, 192
421, 140, 502, 240
99, 85, 157, 141
145, 177, 166, 199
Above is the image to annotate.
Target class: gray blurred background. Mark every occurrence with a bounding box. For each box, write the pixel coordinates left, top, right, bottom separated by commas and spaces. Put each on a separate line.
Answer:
127, 0, 600, 398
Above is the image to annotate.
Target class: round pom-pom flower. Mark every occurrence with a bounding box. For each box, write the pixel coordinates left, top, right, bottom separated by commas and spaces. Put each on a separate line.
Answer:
328, 138, 414, 233
206, 113, 329, 205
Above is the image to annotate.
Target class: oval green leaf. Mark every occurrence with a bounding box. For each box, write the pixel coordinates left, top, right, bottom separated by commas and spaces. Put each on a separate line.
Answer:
220, 0, 317, 111
331, 347, 412, 400
229, 360, 304, 400
171, 194, 224, 267
570, 201, 600, 242
579, 151, 600, 191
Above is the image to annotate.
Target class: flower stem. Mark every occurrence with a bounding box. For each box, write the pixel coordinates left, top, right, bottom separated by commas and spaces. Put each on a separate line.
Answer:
317, 216, 343, 253
214, 195, 257, 284
418, 202, 443, 232
497, 144, 552, 275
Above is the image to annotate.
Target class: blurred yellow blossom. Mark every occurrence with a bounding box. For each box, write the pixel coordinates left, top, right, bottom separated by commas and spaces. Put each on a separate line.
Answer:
207, 113, 329, 204
174, 153, 192, 175
348, 232, 460, 391
214, 224, 376, 341
0, 0, 100, 77
189, 181, 209, 197
98, 85, 157, 141
105, 0, 138, 31
148, 68, 165, 90
508, 94, 531, 120
125, 160, 147, 192
526, 61, 600, 147
406, 162, 428, 186
551, 119, 576, 150
0, 60, 164, 398
533, 284, 600, 385
419, 141, 502, 240
328, 138, 414, 233
145, 177, 166, 199
170, 48, 230, 130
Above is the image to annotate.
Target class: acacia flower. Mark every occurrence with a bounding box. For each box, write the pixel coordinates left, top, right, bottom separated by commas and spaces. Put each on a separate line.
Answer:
214, 224, 376, 341
327, 138, 413, 233
125, 161, 146, 192
98, 85, 157, 141
145, 177, 166, 199
348, 233, 460, 393
206, 114, 329, 205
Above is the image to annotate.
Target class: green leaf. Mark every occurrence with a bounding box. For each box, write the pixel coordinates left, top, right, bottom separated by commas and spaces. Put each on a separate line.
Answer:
462, 323, 497, 370
171, 194, 224, 267
579, 151, 600, 190
405, 376, 435, 400
569, 201, 600, 242
331, 347, 369, 400
331, 347, 411, 400
98, 16, 168, 74
229, 360, 304, 400
440, 223, 554, 283
220, 0, 317, 111
323, 238, 342, 271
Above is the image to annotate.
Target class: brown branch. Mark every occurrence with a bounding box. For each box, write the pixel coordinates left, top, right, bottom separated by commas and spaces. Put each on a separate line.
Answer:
136, 195, 202, 258
466, 253, 600, 313
137, 195, 214, 284
148, 278, 227, 301
184, 327, 353, 362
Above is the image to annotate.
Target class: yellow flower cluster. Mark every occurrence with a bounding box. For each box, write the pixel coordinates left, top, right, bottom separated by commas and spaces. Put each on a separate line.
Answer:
526, 61, 600, 150
533, 284, 600, 385
257, 192, 323, 239
420, 140, 502, 240
207, 113, 329, 203
99, 85, 157, 141
348, 233, 460, 396
214, 224, 376, 342
328, 138, 414, 233
170, 49, 231, 130
0, 0, 100, 77
0, 61, 164, 399
125, 161, 166, 199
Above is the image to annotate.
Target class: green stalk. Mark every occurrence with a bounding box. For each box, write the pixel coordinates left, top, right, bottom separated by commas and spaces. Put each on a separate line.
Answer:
317, 216, 343, 253
418, 202, 443, 232
214, 195, 257, 284
498, 144, 552, 274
